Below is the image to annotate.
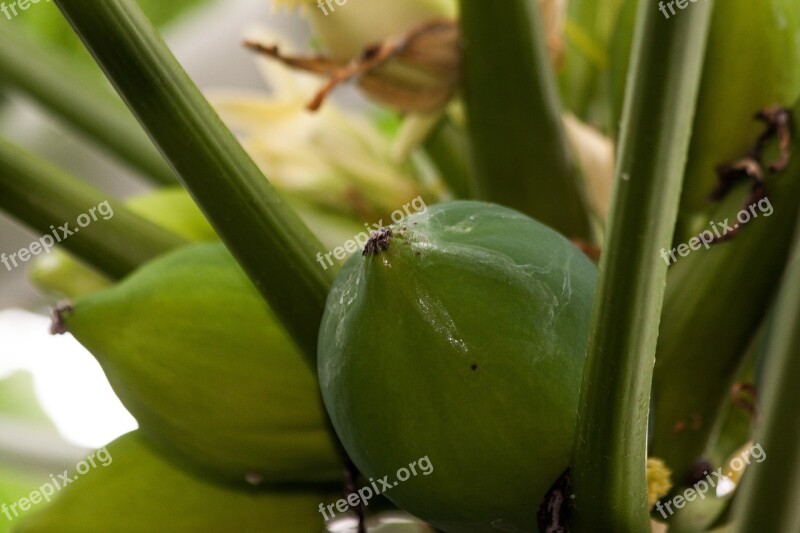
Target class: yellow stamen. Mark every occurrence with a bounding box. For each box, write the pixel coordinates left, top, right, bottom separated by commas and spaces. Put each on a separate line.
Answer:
647, 458, 673, 507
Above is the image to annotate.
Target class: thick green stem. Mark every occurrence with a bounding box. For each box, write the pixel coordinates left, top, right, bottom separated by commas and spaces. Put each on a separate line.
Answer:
54, 0, 334, 363
571, 1, 714, 530
0, 23, 176, 186
458, 0, 592, 241
731, 218, 800, 532
0, 137, 184, 279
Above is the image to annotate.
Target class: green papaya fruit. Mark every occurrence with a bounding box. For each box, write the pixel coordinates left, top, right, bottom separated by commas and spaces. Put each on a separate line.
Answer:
680, 0, 800, 229
607, 0, 800, 235
317, 201, 597, 532
60, 242, 341, 485
124, 187, 217, 241
13, 431, 336, 533
28, 252, 113, 300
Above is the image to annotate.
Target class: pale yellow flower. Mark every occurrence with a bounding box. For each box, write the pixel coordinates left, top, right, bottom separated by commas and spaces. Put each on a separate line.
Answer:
210, 28, 427, 221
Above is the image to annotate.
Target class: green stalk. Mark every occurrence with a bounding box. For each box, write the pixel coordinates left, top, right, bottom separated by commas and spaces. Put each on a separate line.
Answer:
731, 220, 800, 532
458, 0, 592, 241
0, 137, 184, 279
650, 99, 800, 484
571, 1, 714, 530
0, 23, 176, 186
54, 0, 334, 363
423, 115, 477, 199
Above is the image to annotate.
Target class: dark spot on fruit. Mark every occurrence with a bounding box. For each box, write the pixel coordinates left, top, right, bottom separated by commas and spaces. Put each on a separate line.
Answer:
363, 228, 393, 256
470, 364, 478, 371
415, 252, 421, 256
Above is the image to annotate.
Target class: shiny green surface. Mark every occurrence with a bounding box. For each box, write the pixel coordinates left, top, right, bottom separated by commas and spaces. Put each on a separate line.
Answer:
680, 0, 800, 230
14, 432, 333, 533
318, 201, 596, 532
651, 96, 800, 482
66, 243, 340, 485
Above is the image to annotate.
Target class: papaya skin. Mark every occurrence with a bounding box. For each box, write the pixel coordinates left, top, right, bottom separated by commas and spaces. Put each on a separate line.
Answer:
13, 431, 336, 533
679, 0, 800, 234
318, 201, 597, 532
607, 0, 800, 238
62, 243, 341, 486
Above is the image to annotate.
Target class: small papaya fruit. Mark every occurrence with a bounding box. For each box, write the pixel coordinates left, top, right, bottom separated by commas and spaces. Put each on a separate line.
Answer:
124, 187, 217, 241
317, 201, 597, 531
606, 0, 800, 235
59, 243, 341, 485
29, 251, 112, 300
680, 0, 800, 230
14, 431, 337, 533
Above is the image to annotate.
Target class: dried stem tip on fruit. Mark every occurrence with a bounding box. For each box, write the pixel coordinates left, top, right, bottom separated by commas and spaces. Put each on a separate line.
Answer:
362, 228, 393, 256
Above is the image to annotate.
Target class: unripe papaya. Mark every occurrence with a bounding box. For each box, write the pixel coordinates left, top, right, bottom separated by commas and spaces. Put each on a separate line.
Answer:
60, 243, 341, 485
607, 0, 800, 234
680, 0, 800, 228
124, 187, 217, 241
29, 251, 112, 300
317, 201, 597, 532
14, 431, 337, 533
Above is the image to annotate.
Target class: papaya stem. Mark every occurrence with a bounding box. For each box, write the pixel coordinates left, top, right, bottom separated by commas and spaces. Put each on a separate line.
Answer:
49, 301, 74, 335
570, 0, 715, 530
458, 0, 593, 241
0, 23, 177, 186
54, 0, 335, 364
0, 137, 186, 279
